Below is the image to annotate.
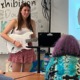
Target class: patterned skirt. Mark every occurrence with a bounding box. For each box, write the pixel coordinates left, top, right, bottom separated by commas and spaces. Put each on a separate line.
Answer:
8, 49, 36, 63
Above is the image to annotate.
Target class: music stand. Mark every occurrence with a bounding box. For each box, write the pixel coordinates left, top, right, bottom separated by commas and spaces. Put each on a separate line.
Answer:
26, 32, 61, 73
38, 32, 61, 72
38, 32, 61, 47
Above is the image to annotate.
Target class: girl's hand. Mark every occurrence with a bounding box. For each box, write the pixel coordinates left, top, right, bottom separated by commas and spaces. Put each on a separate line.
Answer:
0, 70, 4, 74
13, 41, 22, 48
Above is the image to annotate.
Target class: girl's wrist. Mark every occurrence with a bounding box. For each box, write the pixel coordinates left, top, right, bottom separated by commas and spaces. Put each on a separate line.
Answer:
12, 40, 16, 44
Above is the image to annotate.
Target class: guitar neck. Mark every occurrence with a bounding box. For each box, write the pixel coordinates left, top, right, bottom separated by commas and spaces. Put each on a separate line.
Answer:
26, 38, 38, 43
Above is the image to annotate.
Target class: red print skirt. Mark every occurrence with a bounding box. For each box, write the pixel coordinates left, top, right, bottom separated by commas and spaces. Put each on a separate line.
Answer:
8, 49, 36, 63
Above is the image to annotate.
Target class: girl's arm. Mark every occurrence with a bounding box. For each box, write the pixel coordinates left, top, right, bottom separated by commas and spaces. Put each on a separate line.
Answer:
1, 19, 16, 44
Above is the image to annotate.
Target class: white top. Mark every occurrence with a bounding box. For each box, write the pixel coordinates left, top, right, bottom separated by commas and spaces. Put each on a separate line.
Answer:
12, 27, 32, 35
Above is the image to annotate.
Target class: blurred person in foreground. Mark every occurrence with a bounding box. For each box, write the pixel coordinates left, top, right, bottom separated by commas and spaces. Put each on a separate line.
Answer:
45, 34, 80, 80
0, 70, 13, 80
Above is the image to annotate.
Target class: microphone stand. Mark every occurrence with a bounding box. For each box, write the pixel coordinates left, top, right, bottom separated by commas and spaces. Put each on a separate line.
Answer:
48, 0, 51, 54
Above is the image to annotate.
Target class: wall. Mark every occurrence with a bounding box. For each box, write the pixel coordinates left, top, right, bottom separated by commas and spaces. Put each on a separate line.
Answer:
0, 54, 9, 71
51, 0, 68, 34
51, 0, 80, 41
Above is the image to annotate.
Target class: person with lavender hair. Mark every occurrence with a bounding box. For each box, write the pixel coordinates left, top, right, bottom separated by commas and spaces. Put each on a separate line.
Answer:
45, 34, 80, 80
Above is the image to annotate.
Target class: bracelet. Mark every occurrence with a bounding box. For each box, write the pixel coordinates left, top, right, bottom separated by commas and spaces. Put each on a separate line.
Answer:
3, 72, 6, 74
13, 40, 16, 44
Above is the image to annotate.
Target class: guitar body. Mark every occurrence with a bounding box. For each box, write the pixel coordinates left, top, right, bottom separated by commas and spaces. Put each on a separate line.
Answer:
7, 32, 33, 53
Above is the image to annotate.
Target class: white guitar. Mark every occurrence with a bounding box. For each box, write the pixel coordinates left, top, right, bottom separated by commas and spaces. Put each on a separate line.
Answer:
7, 32, 38, 53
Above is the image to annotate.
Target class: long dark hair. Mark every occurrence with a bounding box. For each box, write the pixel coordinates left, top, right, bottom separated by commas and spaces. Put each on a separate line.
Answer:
17, 2, 33, 31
